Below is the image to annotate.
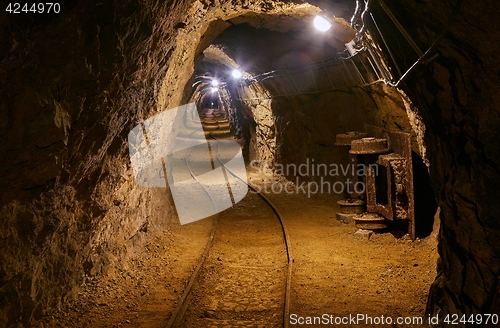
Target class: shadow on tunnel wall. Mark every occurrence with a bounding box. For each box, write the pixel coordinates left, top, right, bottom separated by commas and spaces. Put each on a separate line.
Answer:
412, 151, 437, 238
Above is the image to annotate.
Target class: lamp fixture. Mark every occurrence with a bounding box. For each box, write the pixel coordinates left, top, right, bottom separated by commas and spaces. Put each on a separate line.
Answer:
314, 15, 332, 31
232, 69, 242, 79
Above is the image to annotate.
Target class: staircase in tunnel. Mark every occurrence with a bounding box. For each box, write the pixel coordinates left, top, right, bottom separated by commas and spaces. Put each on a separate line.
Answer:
198, 107, 232, 139
165, 103, 244, 225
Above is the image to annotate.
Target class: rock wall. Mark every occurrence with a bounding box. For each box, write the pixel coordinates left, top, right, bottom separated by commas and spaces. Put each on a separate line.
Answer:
377, 0, 500, 319
0, 0, 190, 325
266, 81, 419, 183
240, 84, 276, 170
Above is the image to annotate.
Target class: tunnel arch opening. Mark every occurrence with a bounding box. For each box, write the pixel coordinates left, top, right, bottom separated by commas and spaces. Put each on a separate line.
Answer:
179, 8, 438, 241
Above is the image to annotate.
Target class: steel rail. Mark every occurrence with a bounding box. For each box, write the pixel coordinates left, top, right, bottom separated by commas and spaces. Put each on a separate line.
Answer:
165, 129, 219, 328
209, 132, 294, 328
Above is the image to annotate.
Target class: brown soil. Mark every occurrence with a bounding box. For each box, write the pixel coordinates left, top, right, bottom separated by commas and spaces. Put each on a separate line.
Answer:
179, 192, 287, 327
260, 176, 439, 328
39, 173, 438, 328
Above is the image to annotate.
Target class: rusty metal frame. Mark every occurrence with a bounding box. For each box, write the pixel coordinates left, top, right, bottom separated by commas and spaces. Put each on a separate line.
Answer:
364, 124, 415, 239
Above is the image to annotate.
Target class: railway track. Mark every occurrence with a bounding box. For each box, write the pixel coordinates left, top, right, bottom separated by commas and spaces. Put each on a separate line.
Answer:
166, 108, 293, 328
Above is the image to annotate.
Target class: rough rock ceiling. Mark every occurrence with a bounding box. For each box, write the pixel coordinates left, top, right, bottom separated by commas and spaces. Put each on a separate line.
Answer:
202, 23, 351, 74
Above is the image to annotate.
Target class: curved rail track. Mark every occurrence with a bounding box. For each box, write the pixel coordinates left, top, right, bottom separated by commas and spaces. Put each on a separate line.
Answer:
166, 109, 293, 328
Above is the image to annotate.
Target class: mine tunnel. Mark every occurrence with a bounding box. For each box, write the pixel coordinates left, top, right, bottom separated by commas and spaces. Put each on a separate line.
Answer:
0, 0, 499, 327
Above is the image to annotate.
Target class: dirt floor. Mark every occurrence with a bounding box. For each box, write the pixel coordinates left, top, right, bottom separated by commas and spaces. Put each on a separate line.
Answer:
179, 191, 287, 327
259, 176, 440, 328
39, 171, 439, 328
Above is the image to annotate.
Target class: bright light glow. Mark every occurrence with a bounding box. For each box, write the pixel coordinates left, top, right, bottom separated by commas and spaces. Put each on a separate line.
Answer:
314, 15, 331, 31
232, 69, 242, 79
211, 79, 219, 87
211, 87, 219, 93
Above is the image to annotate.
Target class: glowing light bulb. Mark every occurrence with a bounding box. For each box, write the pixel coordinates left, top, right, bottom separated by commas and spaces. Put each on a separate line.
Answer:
211, 79, 219, 87
211, 87, 219, 93
314, 15, 331, 32
232, 69, 242, 79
